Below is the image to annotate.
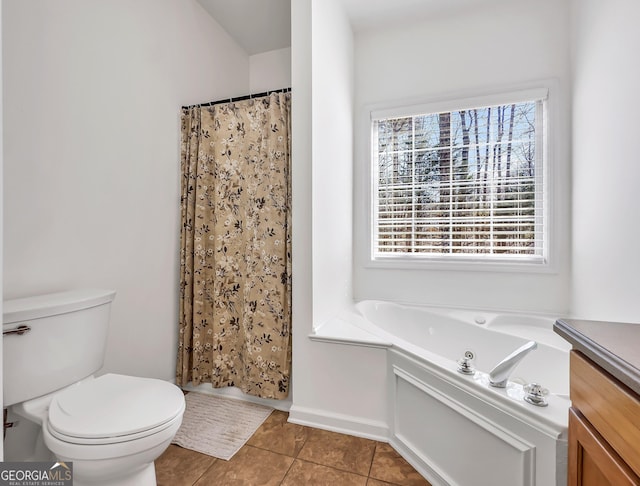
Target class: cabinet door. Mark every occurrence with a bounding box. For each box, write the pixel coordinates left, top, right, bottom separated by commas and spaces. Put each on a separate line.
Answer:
568, 408, 640, 486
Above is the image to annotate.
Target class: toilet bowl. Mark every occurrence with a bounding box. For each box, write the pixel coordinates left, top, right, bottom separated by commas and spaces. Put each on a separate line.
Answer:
3, 290, 186, 486
13, 374, 185, 486
43, 374, 184, 486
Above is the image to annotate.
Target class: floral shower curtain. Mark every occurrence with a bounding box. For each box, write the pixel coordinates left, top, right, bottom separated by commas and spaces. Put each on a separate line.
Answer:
177, 91, 291, 399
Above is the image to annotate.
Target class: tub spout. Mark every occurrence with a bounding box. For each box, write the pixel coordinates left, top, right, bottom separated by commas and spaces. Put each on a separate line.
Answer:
488, 340, 537, 388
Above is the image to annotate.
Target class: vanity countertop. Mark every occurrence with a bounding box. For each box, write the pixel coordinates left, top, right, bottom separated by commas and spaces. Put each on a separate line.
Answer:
554, 318, 640, 396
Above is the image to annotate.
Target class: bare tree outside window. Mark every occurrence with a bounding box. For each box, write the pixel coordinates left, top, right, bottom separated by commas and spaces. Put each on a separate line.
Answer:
374, 98, 543, 260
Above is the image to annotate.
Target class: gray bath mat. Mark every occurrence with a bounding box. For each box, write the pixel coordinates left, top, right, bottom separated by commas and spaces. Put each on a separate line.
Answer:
172, 392, 273, 460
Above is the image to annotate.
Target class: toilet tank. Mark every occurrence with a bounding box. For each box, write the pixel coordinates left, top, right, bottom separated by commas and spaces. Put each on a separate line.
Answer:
3, 289, 116, 407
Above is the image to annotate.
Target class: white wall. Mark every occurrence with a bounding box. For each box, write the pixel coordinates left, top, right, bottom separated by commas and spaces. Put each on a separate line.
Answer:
249, 47, 291, 93
290, 0, 314, 410
353, 0, 572, 315
290, 0, 387, 437
3, 0, 250, 381
310, 0, 354, 328
570, 0, 640, 322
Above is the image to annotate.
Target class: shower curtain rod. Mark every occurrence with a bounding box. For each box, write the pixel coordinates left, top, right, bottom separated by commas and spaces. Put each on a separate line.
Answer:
182, 87, 291, 109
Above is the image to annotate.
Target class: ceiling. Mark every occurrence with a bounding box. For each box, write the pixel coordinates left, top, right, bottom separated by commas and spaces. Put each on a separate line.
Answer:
197, 0, 496, 55
197, 0, 291, 55
342, 0, 494, 31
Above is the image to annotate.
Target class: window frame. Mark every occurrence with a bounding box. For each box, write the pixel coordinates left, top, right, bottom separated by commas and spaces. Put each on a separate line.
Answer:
365, 86, 555, 273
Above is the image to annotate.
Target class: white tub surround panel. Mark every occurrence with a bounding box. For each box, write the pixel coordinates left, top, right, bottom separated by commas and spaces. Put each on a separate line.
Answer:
389, 350, 567, 486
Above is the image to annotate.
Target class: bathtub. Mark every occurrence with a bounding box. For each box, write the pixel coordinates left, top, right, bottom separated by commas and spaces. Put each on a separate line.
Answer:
312, 300, 571, 486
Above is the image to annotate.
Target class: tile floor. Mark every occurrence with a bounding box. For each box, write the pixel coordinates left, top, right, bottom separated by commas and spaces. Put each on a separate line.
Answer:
155, 410, 431, 486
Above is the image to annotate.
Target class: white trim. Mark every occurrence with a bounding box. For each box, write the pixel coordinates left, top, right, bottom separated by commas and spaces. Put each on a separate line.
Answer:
371, 87, 549, 121
288, 405, 389, 441
181, 382, 292, 412
364, 255, 553, 273
310, 315, 393, 347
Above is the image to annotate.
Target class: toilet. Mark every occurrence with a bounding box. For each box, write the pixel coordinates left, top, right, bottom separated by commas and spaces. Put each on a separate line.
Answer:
3, 289, 185, 486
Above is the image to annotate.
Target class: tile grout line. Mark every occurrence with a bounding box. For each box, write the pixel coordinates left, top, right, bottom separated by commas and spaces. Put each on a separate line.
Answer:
244, 427, 312, 460
277, 424, 311, 485
367, 442, 378, 479
189, 456, 218, 486
278, 455, 298, 485
244, 443, 298, 460
289, 457, 370, 481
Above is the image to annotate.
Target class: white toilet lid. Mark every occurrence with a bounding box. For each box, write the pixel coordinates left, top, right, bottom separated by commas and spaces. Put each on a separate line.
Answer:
48, 374, 185, 442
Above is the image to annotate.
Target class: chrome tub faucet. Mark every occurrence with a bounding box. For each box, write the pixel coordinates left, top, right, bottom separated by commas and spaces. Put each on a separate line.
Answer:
488, 340, 538, 388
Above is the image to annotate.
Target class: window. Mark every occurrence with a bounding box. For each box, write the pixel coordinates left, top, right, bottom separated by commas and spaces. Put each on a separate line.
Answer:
371, 89, 548, 266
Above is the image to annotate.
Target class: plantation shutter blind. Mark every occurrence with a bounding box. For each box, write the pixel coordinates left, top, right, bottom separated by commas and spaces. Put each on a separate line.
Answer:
372, 90, 547, 262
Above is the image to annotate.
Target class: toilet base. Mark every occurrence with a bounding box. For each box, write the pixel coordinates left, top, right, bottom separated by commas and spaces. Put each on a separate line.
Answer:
42, 403, 183, 486
51, 433, 174, 486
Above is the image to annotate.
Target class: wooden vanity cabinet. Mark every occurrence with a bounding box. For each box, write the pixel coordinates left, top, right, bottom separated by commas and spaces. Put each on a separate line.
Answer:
568, 350, 640, 486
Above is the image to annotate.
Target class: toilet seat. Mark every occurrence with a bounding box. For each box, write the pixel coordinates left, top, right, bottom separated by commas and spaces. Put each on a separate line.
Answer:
47, 374, 185, 445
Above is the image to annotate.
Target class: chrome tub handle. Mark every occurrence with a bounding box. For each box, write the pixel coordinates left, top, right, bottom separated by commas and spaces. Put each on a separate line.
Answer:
3, 325, 32, 336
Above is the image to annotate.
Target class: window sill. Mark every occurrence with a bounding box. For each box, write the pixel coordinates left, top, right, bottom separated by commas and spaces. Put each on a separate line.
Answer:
366, 255, 554, 274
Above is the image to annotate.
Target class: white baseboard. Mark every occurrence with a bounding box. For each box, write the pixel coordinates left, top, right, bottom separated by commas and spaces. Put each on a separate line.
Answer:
288, 404, 389, 442
181, 383, 292, 412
